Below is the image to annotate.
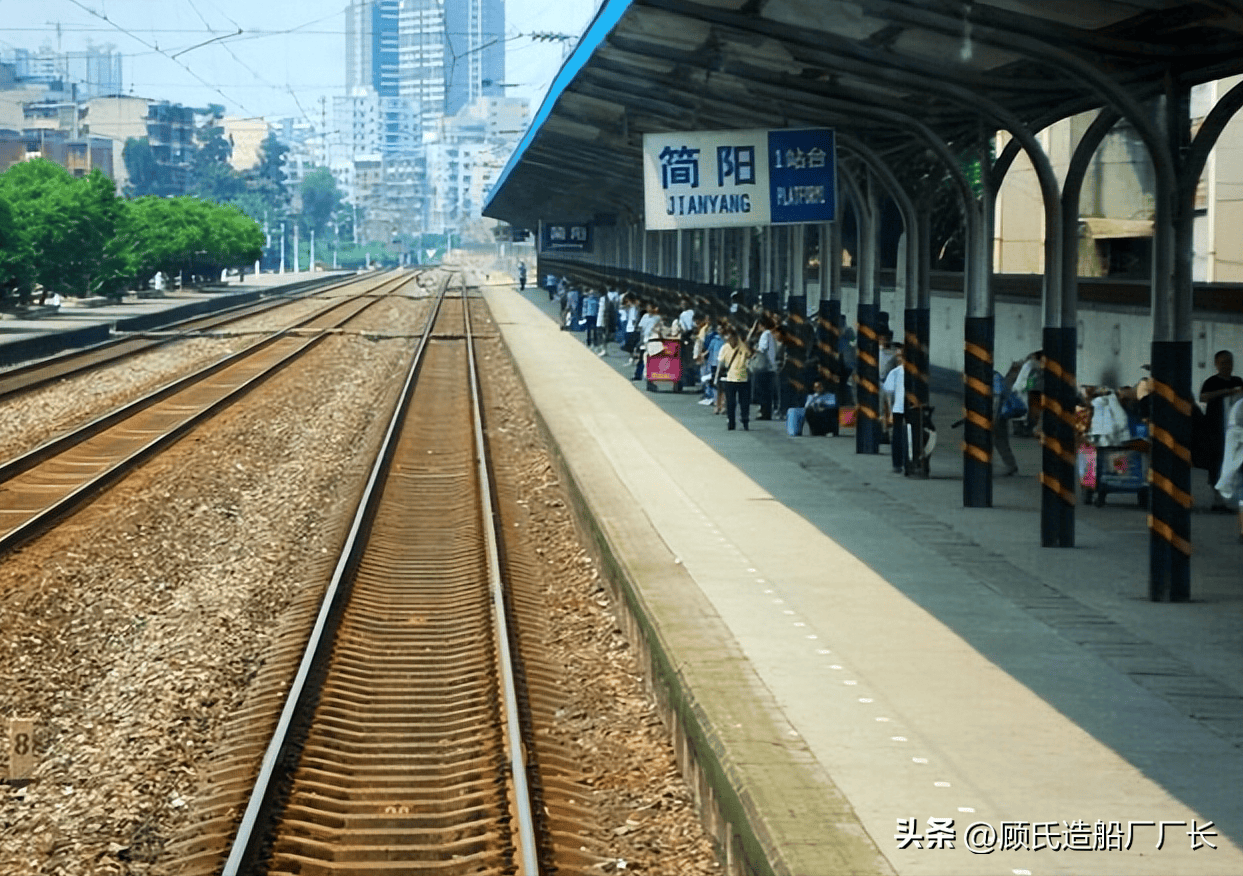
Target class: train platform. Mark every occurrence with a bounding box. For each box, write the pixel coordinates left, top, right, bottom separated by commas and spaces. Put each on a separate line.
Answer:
485, 278, 1243, 876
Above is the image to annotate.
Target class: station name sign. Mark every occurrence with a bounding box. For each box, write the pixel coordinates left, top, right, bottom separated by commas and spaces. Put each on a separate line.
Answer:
540, 221, 593, 253
643, 128, 836, 230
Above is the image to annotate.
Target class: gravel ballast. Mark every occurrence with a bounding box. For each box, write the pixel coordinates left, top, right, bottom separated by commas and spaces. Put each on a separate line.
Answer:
0, 271, 720, 875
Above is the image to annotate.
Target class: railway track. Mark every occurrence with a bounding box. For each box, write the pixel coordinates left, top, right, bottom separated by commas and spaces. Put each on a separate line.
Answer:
164, 281, 608, 874
0, 270, 419, 554
0, 271, 363, 400
0, 265, 720, 875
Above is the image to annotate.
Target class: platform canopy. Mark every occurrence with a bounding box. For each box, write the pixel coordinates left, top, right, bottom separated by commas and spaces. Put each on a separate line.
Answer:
484, 0, 1243, 229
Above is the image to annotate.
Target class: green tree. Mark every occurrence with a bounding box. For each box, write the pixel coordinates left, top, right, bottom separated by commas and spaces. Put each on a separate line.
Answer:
0, 195, 25, 302
232, 132, 290, 272
189, 105, 244, 203
299, 167, 342, 238
123, 137, 159, 196
0, 159, 126, 300
254, 132, 288, 191
117, 196, 264, 288
196, 104, 232, 164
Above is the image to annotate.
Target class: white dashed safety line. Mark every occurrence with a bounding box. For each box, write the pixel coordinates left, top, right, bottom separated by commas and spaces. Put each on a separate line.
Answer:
715, 533, 991, 868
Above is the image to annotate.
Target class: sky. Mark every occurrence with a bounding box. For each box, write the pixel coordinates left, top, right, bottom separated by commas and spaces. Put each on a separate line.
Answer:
0, 0, 601, 126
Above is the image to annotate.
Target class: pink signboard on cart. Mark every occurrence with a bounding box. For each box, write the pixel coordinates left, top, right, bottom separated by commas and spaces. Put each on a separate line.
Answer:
645, 339, 681, 384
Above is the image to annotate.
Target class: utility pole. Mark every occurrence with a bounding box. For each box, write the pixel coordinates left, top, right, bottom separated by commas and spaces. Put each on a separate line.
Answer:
279, 221, 286, 273
310, 228, 315, 271
293, 224, 300, 273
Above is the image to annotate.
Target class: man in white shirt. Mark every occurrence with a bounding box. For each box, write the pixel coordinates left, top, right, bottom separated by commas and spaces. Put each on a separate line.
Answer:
676, 299, 696, 392
882, 344, 906, 474
678, 299, 696, 334
637, 303, 658, 342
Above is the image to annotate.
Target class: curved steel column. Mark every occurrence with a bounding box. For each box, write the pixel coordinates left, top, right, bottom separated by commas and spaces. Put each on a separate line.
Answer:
1030, 109, 1120, 547
817, 221, 844, 401
1149, 82, 1195, 601
905, 206, 932, 477
841, 136, 930, 474
839, 165, 881, 454
963, 151, 995, 508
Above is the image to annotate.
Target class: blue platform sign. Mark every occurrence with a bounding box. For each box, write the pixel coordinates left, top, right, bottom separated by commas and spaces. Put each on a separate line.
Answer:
768, 128, 836, 224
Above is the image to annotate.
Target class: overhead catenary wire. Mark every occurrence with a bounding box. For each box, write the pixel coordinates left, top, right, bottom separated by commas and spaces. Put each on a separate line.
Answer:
62, 0, 259, 117
8, 0, 588, 123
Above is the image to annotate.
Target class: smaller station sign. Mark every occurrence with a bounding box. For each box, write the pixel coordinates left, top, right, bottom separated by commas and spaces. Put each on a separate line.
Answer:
540, 221, 594, 253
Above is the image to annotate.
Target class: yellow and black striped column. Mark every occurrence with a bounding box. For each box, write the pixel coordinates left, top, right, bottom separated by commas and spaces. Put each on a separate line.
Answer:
963, 316, 993, 507
856, 303, 881, 454
817, 299, 842, 397
904, 307, 931, 477
1040, 328, 1077, 547
1148, 341, 1193, 602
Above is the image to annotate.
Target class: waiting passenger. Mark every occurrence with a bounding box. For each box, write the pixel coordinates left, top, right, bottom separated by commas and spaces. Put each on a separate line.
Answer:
751, 315, 779, 421
883, 345, 907, 474
1212, 396, 1243, 542
804, 380, 839, 436
695, 314, 722, 406
1200, 350, 1243, 513
623, 295, 643, 378
582, 288, 600, 350
642, 305, 673, 392
713, 317, 731, 416
717, 327, 752, 431
598, 287, 620, 356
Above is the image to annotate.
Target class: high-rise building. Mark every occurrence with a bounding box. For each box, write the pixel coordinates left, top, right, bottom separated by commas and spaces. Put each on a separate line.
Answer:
346, 0, 401, 98
342, 0, 507, 242
346, 0, 420, 165
443, 0, 506, 115
346, 0, 506, 135
398, 0, 447, 138
2, 45, 122, 100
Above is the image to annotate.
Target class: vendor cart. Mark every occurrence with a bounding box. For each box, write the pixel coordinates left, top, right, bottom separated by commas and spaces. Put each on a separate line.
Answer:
644, 338, 682, 388
1078, 439, 1150, 507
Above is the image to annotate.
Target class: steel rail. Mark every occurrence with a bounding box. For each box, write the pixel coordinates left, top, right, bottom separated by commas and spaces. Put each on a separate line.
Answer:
0, 271, 362, 399
0, 273, 415, 555
464, 284, 542, 875
220, 272, 452, 876
0, 270, 410, 482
